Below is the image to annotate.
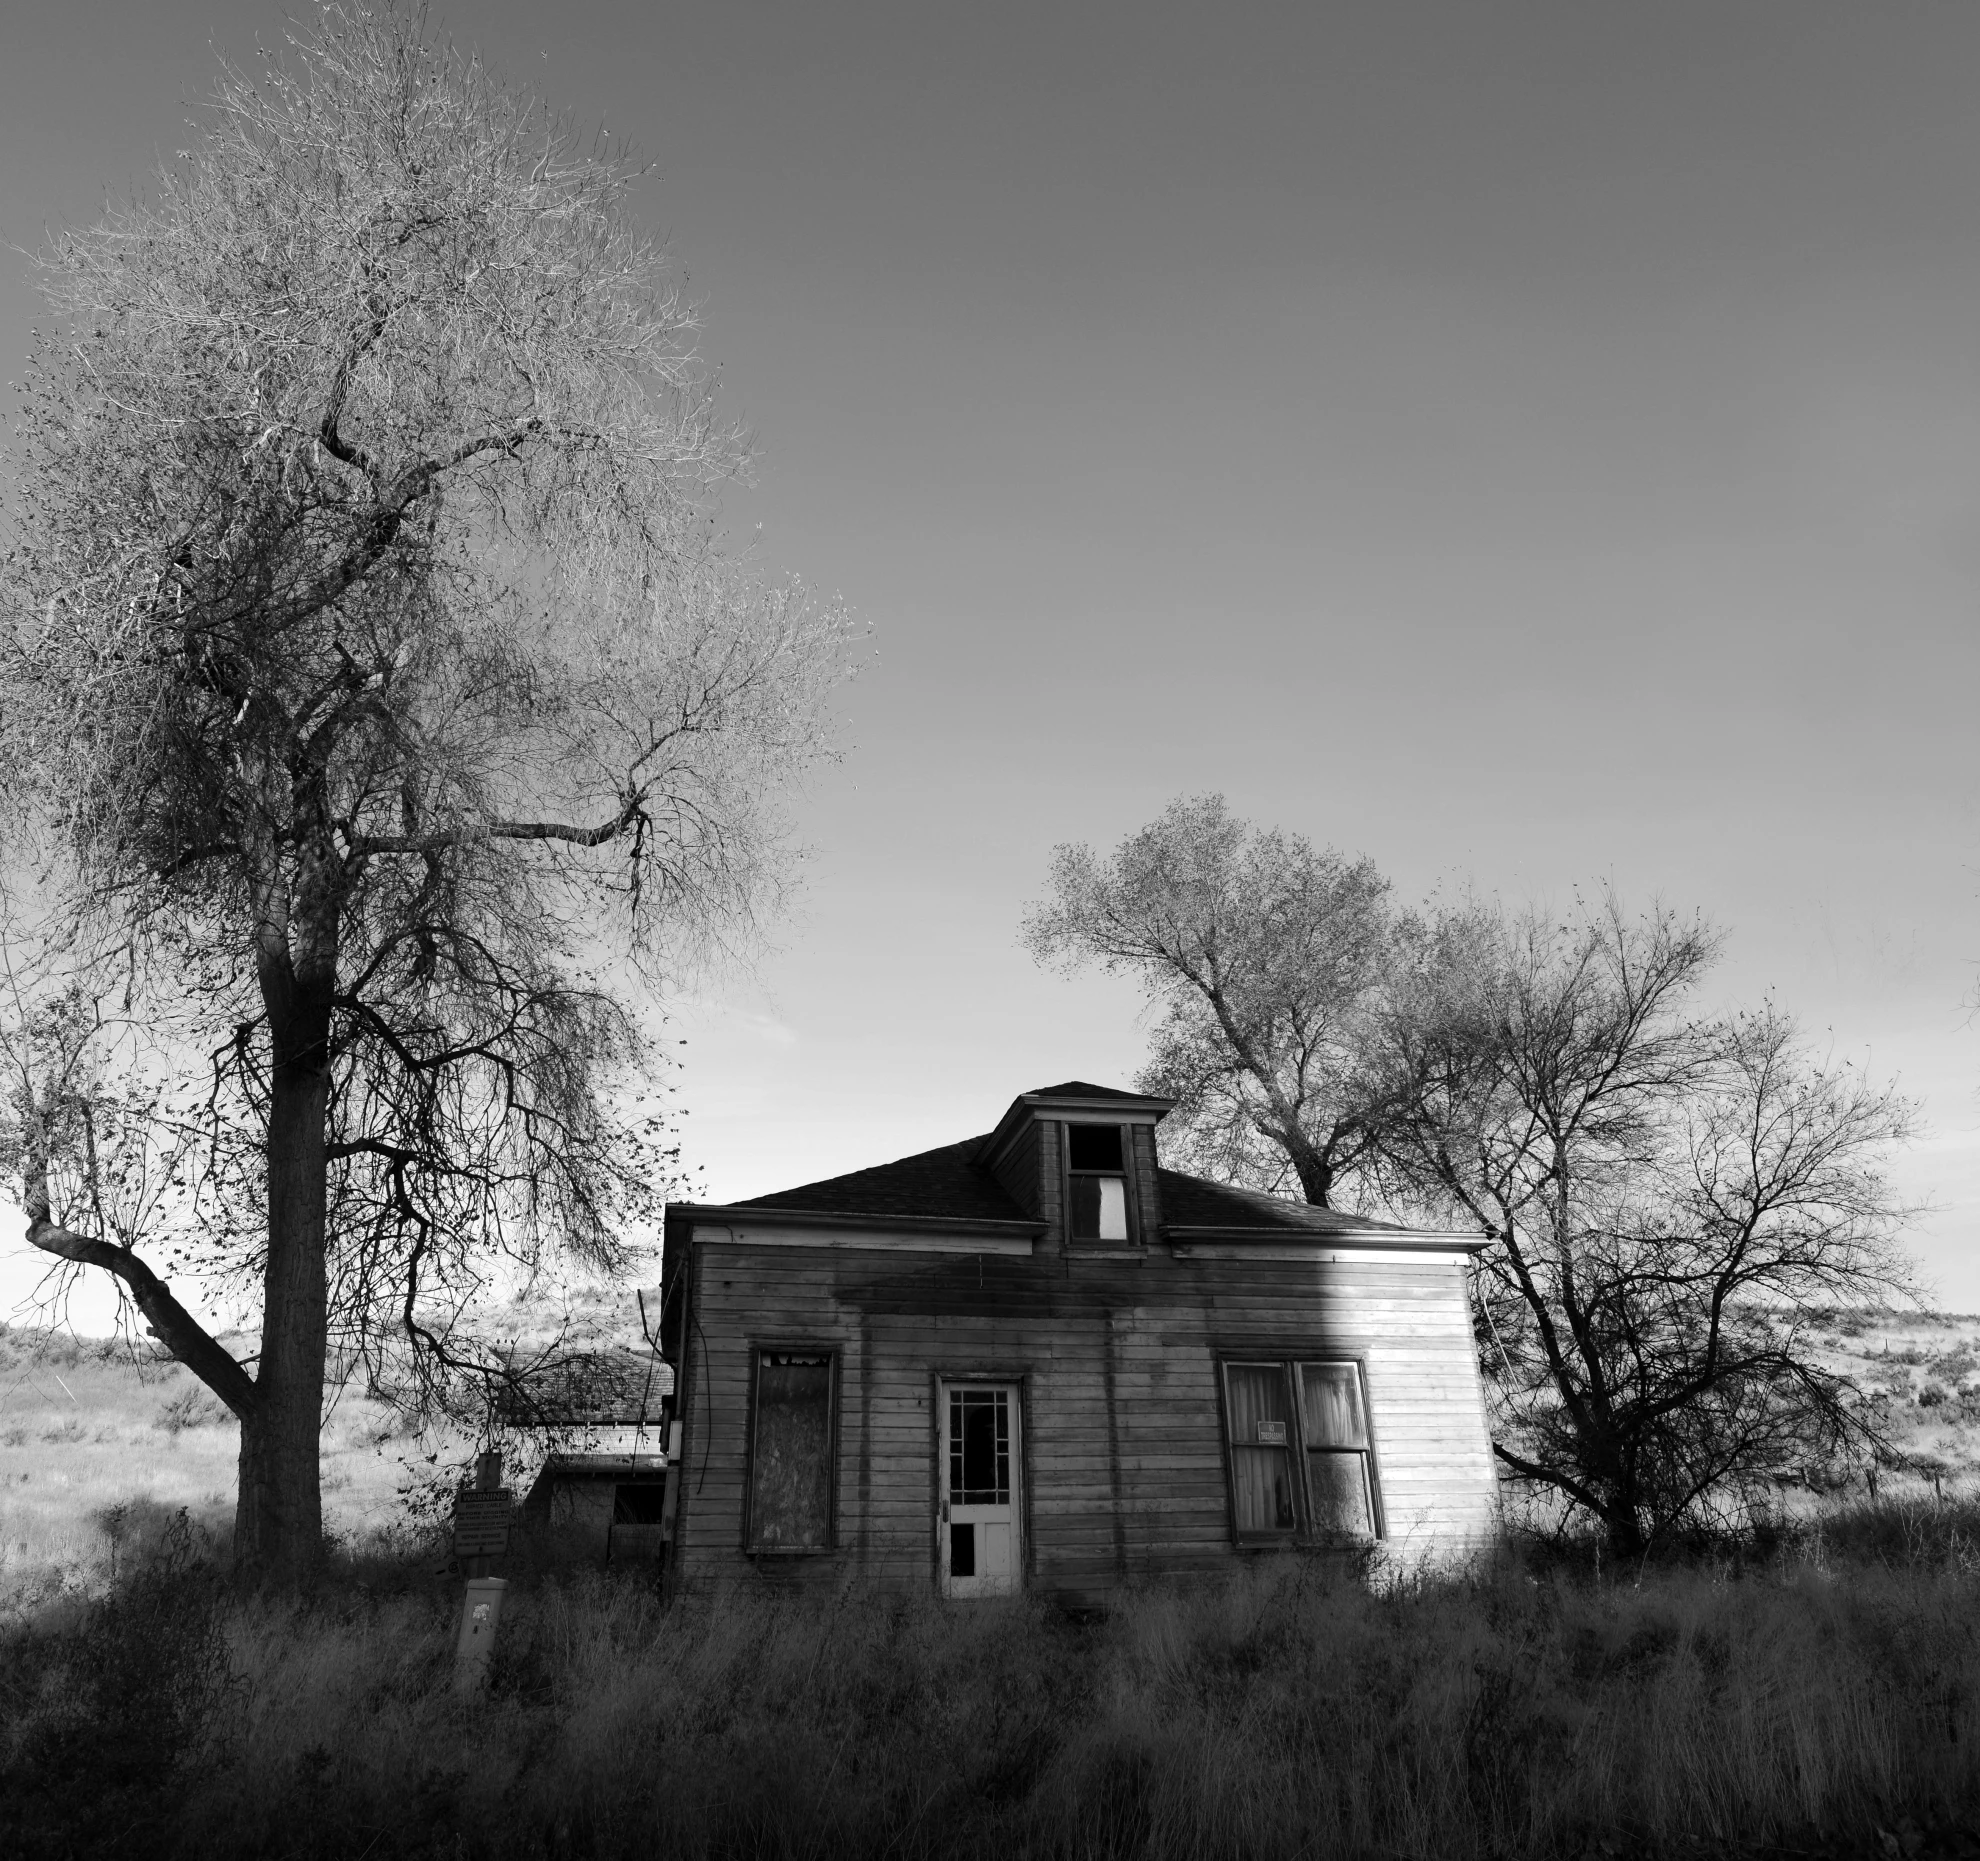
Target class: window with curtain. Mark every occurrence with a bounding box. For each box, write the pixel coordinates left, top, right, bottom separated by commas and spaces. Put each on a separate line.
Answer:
1221, 1357, 1379, 1542
1223, 1362, 1299, 1534
1299, 1361, 1375, 1537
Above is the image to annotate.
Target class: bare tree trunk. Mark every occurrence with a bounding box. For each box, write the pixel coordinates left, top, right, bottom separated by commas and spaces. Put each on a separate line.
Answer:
1600, 1493, 1648, 1559
1282, 1131, 1335, 1208
235, 985, 332, 1581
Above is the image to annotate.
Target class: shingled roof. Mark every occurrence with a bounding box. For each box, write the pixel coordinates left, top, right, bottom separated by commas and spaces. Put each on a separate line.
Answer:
736, 1138, 1031, 1224
1022, 1080, 1159, 1101
731, 1138, 1405, 1236
1155, 1171, 1397, 1234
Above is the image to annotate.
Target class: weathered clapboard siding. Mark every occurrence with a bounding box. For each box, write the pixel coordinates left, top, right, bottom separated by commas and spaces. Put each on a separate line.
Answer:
671, 1234, 1498, 1597
985, 1117, 1054, 1241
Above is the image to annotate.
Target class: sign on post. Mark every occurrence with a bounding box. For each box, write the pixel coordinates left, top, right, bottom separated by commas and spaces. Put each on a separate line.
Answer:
452, 1491, 514, 1561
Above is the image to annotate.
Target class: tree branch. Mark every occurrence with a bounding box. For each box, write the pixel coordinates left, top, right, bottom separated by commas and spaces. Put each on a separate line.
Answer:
1490, 1439, 1607, 1520
350, 793, 645, 858
23, 1200, 260, 1421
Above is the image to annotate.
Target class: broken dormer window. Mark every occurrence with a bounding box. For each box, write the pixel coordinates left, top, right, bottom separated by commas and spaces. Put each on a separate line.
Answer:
1066, 1123, 1131, 1243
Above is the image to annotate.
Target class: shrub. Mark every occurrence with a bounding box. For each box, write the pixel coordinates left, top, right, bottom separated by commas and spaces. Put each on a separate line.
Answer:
156, 1388, 234, 1434
0, 1512, 233, 1857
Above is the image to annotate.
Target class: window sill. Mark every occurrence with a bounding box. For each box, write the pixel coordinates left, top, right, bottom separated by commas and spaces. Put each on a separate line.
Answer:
746, 1545, 835, 1558
1064, 1245, 1145, 1260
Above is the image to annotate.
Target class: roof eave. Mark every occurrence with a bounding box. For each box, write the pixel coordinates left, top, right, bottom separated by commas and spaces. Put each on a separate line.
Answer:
1162, 1224, 1489, 1252
668, 1201, 1048, 1239
980, 1085, 1176, 1173
1017, 1088, 1175, 1116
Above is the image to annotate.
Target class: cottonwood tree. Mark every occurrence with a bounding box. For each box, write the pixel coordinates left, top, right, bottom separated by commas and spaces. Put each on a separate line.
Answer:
1383, 899, 1917, 1553
1, 8, 852, 1578
1022, 795, 1433, 1207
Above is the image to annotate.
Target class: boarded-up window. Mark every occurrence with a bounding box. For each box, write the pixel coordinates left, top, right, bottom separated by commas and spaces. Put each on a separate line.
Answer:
747, 1350, 834, 1551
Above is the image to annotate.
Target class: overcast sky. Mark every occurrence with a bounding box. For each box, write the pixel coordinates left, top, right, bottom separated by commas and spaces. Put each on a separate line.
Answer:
3, 1, 1977, 1327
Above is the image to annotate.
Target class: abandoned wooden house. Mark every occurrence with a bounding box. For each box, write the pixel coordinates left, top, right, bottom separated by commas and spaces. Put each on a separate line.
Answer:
653, 1081, 1499, 1604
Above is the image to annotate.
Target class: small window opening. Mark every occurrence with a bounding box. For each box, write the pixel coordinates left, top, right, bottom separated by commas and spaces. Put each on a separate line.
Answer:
1067, 1123, 1130, 1242
613, 1482, 669, 1525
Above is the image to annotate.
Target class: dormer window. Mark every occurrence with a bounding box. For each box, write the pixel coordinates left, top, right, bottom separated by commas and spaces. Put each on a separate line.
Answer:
977, 1084, 1167, 1244
1067, 1124, 1131, 1242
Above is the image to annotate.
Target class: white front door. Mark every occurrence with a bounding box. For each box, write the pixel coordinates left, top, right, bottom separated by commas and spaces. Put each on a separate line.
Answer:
938, 1381, 1021, 1597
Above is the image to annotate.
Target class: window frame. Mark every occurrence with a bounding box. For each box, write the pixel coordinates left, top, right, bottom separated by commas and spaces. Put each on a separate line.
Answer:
1061, 1119, 1139, 1249
1217, 1355, 1383, 1546
742, 1341, 840, 1556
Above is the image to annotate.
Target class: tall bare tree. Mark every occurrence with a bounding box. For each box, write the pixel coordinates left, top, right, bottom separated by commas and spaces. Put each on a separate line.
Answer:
1022, 795, 1422, 1207
1383, 899, 1918, 1553
1, 7, 852, 1579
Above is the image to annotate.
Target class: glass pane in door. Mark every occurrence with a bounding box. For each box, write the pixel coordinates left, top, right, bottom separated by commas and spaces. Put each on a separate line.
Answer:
949, 1387, 1009, 1504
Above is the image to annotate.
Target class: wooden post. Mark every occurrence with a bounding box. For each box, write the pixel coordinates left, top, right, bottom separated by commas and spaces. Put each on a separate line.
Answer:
453, 1575, 509, 1695
659, 1417, 683, 1541
452, 1449, 513, 1696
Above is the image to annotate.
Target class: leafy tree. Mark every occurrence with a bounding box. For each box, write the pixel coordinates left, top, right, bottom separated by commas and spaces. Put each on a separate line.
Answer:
1382, 899, 1918, 1553
1021, 794, 1419, 1207
1, 7, 851, 1579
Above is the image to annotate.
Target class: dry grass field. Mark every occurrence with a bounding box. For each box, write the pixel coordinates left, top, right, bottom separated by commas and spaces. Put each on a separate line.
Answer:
0, 1283, 653, 1608
7, 1312, 1980, 1859
1808, 1310, 1980, 1487
5, 1511, 1980, 1859
0, 1324, 445, 1608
